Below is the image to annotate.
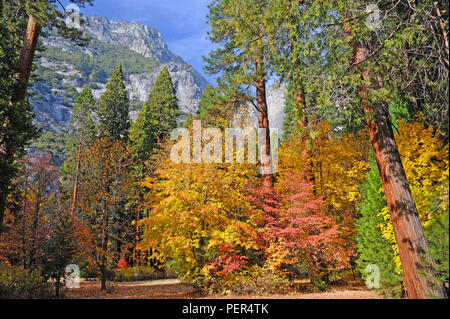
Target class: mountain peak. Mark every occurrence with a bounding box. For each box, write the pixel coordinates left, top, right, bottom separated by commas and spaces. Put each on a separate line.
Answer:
84, 15, 185, 64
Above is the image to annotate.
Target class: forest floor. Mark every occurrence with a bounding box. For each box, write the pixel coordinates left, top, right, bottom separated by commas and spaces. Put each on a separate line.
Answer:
63, 279, 383, 299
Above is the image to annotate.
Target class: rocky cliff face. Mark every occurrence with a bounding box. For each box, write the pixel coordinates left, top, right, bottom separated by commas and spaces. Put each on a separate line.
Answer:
85, 15, 185, 64
31, 15, 208, 133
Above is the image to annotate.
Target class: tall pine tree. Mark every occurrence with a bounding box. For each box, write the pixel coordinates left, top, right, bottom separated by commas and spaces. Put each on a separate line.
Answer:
69, 87, 97, 146
129, 67, 179, 166
61, 87, 97, 217
0, 4, 39, 233
98, 63, 130, 143
205, 0, 274, 189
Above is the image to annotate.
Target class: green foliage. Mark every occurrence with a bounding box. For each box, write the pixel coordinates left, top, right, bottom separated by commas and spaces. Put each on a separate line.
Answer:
129, 67, 179, 166
0, 6, 40, 232
40, 212, 78, 297
282, 83, 301, 141
425, 203, 449, 289
37, 38, 160, 83
0, 266, 51, 299
98, 63, 130, 143
69, 86, 97, 145
32, 131, 69, 161
389, 98, 410, 129
355, 155, 403, 296
197, 85, 222, 126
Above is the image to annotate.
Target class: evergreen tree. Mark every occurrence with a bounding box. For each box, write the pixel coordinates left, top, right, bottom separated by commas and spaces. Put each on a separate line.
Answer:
0, 8, 39, 233
205, 0, 274, 189
98, 63, 130, 143
60, 87, 97, 216
195, 84, 234, 130
129, 67, 179, 165
69, 87, 97, 146
356, 155, 403, 296
40, 211, 78, 298
197, 85, 220, 126
282, 83, 301, 141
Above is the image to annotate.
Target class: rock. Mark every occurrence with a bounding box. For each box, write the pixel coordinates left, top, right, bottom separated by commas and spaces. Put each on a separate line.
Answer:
31, 15, 208, 132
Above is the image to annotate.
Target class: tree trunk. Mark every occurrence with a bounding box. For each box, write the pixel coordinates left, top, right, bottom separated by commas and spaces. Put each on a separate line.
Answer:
100, 200, 109, 291
71, 143, 82, 219
28, 194, 41, 269
13, 14, 41, 103
354, 40, 447, 299
0, 14, 41, 233
294, 83, 316, 192
55, 271, 61, 298
255, 56, 274, 190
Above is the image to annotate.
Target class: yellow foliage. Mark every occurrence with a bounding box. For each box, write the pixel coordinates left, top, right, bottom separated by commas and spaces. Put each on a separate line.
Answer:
378, 119, 449, 273
139, 141, 261, 280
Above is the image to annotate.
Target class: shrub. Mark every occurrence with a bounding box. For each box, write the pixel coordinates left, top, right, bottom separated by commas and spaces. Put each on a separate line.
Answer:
114, 266, 156, 282
0, 266, 52, 299
202, 265, 292, 295
424, 206, 449, 295
117, 257, 128, 270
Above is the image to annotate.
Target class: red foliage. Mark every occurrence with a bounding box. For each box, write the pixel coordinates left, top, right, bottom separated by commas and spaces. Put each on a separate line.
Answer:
117, 257, 128, 270
247, 173, 351, 274
207, 245, 248, 275
0, 152, 58, 268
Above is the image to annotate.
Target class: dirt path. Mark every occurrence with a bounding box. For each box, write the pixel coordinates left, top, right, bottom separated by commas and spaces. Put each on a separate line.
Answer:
63, 279, 382, 299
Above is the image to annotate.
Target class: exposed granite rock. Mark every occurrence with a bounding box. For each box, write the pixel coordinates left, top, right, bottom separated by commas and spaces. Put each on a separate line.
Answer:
84, 15, 185, 63
31, 15, 208, 132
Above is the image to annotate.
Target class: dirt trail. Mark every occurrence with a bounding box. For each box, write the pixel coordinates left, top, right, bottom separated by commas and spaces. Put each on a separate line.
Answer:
64, 279, 382, 299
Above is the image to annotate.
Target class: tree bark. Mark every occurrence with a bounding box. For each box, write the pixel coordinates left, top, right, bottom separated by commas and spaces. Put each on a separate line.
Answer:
100, 199, 109, 291
255, 56, 274, 190
13, 14, 41, 103
353, 40, 447, 299
71, 142, 82, 219
55, 271, 61, 298
0, 14, 41, 233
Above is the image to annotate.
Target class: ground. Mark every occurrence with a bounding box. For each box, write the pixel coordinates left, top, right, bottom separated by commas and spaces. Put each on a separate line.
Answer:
63, 279, 382, 299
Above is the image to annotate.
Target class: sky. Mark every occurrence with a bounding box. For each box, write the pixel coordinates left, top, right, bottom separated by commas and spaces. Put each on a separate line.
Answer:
61, 0, 217, 84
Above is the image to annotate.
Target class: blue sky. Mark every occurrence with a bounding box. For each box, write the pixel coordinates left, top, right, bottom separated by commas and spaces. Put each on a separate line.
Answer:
62, 0, 217, 84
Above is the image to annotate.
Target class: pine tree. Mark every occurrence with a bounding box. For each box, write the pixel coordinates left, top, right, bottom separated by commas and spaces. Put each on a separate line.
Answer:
0, 5, 40, 233
98, 63, 130, 143
356, 155, 403, 296
61, 87, 97, 217
40, 211, 78, 298
1, 1, 96, 232
282, 83, 302, 141
205, 0, 274, 189
197, 85, 220, 126
69, 87, 97, 146
129, 67, 179, 166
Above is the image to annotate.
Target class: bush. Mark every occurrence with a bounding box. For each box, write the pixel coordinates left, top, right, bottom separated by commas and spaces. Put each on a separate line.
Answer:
202, 265, 292, 295
425, 207, 449, 295
0, 266, 52, 299
356, 156, 403, 297
114, 266, 156, 282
